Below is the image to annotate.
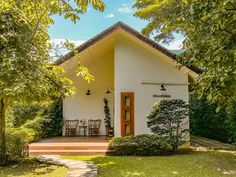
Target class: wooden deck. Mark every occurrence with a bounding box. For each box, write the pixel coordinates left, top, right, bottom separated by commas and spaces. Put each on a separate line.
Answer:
29, 136, 111, 156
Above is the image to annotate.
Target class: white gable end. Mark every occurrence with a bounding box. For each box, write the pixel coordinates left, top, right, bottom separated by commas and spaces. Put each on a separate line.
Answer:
114, 35, 189, 136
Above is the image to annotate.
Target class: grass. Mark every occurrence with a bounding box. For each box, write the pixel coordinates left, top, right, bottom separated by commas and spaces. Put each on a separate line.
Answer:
66, 151, 236, 177
0, 158, 67, 177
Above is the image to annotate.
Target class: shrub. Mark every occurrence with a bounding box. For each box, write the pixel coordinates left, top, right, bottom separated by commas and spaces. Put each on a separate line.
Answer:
146, 99, 189, 152
6, 127, 35, 162
43, 99, 63, 137
5, 98, 63, 162
7, 98, 63, 139
190, 94, 236, 143
109, 134, 170, 156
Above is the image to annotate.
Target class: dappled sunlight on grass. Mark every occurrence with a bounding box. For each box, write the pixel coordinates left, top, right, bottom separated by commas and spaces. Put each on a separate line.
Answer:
125, 171, 146, 177
0, 158, 67, 177
66, 151, 236, 177
96, 161, 116, 168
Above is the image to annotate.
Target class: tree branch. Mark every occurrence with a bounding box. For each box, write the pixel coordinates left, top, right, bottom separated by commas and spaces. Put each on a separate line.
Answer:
0, 46, 4, 52
196, 17, 234, 36
31, 8, 48, 41
226, 8, 236, 11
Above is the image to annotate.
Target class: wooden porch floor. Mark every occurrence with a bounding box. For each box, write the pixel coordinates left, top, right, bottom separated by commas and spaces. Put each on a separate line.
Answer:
29, 136, 111, 156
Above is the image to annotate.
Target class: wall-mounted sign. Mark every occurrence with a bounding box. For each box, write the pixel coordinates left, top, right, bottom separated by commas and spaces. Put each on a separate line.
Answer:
153, 94, 171, 98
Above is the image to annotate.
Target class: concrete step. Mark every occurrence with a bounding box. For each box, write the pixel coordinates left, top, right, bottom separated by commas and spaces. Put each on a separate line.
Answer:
29, 149, 110, 156
28, 136, 111, 156
29, 145, 109, 151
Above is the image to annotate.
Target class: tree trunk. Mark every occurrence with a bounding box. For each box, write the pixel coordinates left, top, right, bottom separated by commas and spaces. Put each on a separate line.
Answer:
0, 98, 7, 166
172, 145, 178, 152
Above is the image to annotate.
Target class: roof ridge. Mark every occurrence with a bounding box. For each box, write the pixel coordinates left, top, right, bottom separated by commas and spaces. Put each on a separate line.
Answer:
54, 21, 177, 65
54, 21, 201, 74
116, 21, 178, 57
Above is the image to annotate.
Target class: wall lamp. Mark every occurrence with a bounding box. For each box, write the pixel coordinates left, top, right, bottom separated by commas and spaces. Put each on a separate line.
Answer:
106, 87, 114, 94
160, 84, 166, 91
86, 89, 91, 95
106, 89, 111, 94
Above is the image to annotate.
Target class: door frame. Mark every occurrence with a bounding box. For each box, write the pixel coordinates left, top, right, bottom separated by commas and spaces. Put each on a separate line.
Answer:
120, 92, 134, 136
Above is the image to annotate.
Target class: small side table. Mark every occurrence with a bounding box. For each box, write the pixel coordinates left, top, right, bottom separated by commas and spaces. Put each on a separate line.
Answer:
78, 126, 88, 136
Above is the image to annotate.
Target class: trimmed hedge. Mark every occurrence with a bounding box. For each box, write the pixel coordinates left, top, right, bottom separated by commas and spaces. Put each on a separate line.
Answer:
109, 134, 170, 156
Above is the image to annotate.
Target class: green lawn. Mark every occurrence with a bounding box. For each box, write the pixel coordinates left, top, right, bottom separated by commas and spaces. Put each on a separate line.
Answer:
66, 151, 236, 177
0, 158, 67, 177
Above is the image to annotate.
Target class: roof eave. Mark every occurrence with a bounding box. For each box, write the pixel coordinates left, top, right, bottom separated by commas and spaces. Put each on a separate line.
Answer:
54, 21, 201, 76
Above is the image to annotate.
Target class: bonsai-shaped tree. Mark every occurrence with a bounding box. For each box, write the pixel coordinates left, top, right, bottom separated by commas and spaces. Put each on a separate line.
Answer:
146, 99, 189, 152
103, 98, 111, 130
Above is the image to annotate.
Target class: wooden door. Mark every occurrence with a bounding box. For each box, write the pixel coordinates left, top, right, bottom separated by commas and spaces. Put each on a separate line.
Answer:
121, 92, 134, 136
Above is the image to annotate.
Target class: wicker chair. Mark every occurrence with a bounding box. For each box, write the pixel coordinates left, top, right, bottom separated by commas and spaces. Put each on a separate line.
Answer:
88, 119, 102, 136
65, 120, 79, 136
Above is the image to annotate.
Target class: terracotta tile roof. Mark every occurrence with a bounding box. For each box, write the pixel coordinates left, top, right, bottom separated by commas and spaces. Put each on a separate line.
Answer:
55, 21, 201, 74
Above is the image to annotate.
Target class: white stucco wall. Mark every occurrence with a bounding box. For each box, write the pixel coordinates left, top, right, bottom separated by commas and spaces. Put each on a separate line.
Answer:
63, 50, 114, 136
63, 32, 190, 137
114, 35, 189, 136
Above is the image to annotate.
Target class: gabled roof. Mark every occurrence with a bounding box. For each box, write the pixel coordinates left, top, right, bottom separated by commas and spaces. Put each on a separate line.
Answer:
55, 21, 201, 74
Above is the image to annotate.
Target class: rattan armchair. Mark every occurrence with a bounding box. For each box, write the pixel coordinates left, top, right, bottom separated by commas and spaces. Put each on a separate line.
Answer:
88, 119, 102, 136
64, 120, 79, 136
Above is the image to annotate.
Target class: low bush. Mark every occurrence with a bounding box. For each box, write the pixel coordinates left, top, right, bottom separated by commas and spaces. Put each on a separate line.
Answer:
5, 98, 63, 162
6, 127, 35, 162
109, 134, 170, 156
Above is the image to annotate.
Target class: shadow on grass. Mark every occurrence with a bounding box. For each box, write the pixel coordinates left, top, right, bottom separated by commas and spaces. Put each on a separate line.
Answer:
0, 158, 65, 177
106, 147, 197, 157
77, 150, 211, 177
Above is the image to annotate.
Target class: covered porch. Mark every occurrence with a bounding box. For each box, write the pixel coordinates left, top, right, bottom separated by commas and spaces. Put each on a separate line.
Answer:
61, 32, 115, 137
29, 136, 110, 156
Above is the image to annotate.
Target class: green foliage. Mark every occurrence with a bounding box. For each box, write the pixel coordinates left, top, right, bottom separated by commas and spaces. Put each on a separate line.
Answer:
227, 100, 236, 142
146, 99, 189, 152
9, 105, 41, 128
9, 99, 63, 139
0, 0, 105, 165
59, 40, 95, 83
109, 134, 170, 156
41, 99, 63, 137
6, 127, 35, 162
0, 0, 104, 103
5, 99, 63, 162
0, 3, 75, 102
134, 0, 236, 104
103, 98, 111, 129
190, 94, 236, 143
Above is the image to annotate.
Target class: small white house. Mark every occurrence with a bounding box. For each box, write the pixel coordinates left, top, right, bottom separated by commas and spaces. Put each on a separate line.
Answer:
56, 22, 199, 137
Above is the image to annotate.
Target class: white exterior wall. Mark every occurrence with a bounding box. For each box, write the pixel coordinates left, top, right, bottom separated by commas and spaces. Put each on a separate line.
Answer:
63, 51, 114, 136
114, 35, 189, 136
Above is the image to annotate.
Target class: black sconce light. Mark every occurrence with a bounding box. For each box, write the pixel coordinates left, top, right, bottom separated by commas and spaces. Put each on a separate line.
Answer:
86, 89, 91, 95
106, 89, 111, 94
160, 84, 166, 91
105, 87, 114, 94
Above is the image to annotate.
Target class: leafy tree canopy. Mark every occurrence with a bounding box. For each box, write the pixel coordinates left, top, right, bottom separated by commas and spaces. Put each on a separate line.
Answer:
134, 0, 236, 104
0, 0, 104, 103
0, 0, 104, 165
